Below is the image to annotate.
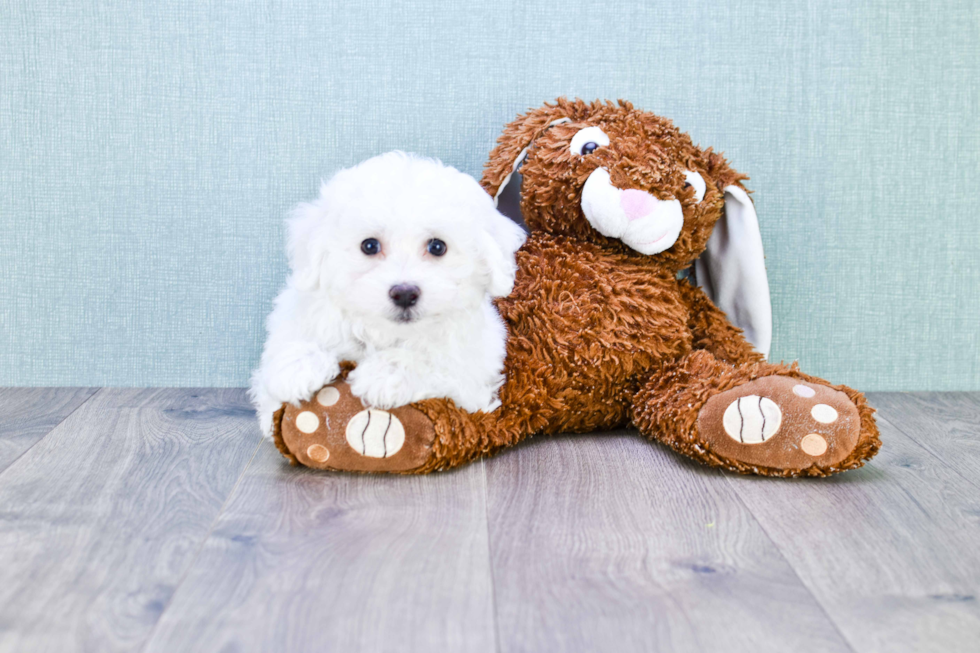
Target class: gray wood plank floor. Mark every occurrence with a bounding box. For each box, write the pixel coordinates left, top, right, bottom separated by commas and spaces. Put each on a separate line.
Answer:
0, 389, 262, 653
144, 446, 496, 653
0, 388, 98, 472
0, 389, 977, 653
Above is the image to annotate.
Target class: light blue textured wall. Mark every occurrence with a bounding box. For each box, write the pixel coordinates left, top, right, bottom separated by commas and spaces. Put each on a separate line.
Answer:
1, 1, 978, 390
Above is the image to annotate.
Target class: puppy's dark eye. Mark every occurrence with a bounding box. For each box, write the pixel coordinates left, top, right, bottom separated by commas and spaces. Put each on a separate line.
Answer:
360, 238, 381, 255
427, 239, 447, 257
581, 142, 599, 155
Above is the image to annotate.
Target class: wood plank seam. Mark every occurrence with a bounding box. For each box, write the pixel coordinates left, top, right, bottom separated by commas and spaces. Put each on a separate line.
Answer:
870, 412, 980, 493
0, 387, 103, 478
137, 435, 266, 653
721, 479, 860, 653
0, 388, 265, 652
483, 432, 856, 651
720, 408, 980, 652
479, 459, 504, 653
140, 443, 498, 652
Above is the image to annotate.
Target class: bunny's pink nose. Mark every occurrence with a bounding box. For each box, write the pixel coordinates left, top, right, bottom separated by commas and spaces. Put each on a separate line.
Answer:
620, 189, 656, 221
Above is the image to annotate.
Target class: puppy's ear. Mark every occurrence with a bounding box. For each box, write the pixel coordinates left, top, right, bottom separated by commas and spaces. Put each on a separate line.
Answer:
286, 189, 329, 291
693, 185, 772, 358
479, 203, 528, 297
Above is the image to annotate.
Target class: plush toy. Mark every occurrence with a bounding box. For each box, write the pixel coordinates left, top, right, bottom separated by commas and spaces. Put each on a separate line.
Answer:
272, 98, 880, 477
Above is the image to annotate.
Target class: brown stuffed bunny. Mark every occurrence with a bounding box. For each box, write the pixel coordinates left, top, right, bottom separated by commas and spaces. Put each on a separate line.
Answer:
272, 98, 880, 477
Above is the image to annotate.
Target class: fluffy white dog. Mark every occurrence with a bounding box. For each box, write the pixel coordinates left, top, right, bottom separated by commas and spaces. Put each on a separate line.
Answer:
250, 152, 526, 437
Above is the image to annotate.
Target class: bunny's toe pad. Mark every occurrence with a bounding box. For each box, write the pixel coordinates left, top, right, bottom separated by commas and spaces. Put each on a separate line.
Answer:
697, 376, 860, 472
273, 381, 435, 473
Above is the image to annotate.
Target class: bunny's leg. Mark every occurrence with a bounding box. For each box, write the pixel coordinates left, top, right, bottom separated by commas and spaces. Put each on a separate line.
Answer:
272, 378, 528, 474
631, 350, 881, 477
677, 280, 764, 366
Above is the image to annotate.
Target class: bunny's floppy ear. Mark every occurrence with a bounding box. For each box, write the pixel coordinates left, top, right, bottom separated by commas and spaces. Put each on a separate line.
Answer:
492, 117, 572, 230
492, 144, 530, 229
693, 186, 772, 358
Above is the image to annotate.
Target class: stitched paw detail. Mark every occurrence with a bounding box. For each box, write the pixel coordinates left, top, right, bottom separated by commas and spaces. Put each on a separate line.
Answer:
698, 376, 861, 471
345, 409, 406, 458
721, 395, 782, 443
277, 381, 434, 473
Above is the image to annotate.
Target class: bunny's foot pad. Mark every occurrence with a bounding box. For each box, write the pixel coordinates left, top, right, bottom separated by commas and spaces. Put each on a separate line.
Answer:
273, 381, 435, 473
697, 376, 861, 473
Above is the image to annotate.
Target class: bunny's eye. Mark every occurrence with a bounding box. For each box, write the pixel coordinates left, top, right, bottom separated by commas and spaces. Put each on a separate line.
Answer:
570, 126, 610, 156
683, 170, 707, 203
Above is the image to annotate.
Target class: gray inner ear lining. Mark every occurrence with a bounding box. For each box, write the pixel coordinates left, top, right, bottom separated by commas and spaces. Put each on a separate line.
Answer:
493, 146, 529, 205
492, 117, 572, 230
494, 163, 528, 232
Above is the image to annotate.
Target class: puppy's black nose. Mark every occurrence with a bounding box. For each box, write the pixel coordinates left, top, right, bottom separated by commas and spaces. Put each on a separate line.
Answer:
389, 284, 420, 308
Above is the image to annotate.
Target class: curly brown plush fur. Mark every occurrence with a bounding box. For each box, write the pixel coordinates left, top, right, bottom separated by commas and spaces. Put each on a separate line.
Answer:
274, 98, 881, 477
632, 351, 880, 477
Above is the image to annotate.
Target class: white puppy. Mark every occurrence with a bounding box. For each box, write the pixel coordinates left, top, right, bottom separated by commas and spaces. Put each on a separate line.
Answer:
250, 152, 526, 437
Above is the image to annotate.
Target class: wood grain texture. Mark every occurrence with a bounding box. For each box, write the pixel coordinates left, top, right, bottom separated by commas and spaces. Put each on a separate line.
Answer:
0, 388, 261, 653
728, 413, 980, 652
868, 392, 980, 487
142, 446, 496, 653
2, 389, 979, 652
485, 431, 852, 653
0, 387, 98, 471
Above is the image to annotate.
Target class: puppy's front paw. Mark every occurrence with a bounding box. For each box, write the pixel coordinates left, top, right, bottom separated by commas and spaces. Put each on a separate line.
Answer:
263, 344, 340, 407
347, 359, 418, 409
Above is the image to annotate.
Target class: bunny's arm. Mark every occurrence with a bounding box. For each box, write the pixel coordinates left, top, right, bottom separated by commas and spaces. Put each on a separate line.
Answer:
677, 279, 764, 366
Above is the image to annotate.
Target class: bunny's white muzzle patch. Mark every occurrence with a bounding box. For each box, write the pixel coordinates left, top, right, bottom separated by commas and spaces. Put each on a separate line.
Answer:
580, 168, 684, 255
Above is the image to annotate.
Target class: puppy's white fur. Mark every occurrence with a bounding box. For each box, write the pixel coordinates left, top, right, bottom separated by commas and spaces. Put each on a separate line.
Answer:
250, 152, 526, 437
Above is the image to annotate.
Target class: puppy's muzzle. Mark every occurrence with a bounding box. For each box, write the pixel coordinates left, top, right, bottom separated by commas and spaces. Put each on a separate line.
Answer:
389, 284, 421, 309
